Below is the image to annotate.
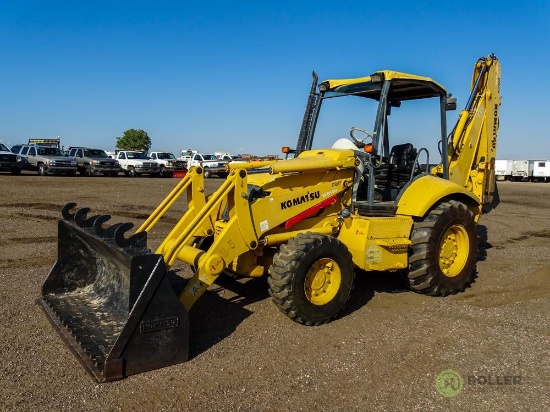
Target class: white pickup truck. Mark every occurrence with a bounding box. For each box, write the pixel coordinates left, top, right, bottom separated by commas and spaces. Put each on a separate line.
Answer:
178, 152, 228, 178
217, 153, 247, 163
148, 151, 184, 177
116, 150, 160, 177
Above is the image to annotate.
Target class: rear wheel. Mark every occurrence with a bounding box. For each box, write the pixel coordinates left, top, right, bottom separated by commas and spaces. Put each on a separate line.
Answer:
268, 233, 355, 325
408, 200, 477, 296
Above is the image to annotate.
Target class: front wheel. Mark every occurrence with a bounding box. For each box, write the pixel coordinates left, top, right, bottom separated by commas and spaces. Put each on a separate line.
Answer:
408, 200, 478, 296
204, 169, 212, 178
127, 167, 136, 177
38, 163, 47, 176
268, 233, 355, 325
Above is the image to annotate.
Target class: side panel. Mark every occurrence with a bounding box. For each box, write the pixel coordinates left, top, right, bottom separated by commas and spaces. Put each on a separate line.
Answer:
338, 215, 413, 271
396, 175, 481, 218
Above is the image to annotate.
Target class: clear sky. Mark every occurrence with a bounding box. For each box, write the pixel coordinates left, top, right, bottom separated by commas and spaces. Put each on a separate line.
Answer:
1, 1, 548, 160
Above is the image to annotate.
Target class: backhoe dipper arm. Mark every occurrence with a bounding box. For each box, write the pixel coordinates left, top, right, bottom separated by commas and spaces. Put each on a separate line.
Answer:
446, 54, 501, 208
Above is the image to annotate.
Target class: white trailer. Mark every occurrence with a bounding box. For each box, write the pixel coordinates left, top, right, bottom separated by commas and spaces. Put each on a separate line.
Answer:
532, 160, 550, 182
495, 159, 513, 181
511, 160, 533, 181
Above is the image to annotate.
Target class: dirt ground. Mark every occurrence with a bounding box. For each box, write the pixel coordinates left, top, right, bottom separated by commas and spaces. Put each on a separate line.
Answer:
0, 174, 548, 411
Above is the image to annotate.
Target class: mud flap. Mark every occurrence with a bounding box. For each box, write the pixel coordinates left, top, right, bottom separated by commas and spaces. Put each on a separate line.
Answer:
37, 204, 190, 382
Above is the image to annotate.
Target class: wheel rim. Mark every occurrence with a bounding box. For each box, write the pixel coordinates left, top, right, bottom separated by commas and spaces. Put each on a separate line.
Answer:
304, 258, 342, 305
439, 224, 469, 277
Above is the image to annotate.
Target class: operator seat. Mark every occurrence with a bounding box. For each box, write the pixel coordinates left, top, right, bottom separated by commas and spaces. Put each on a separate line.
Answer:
388, 143, 417, 182
375, 143, 418, 200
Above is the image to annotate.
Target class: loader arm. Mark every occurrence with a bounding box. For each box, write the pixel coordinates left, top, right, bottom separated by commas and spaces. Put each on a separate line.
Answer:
137, 150, 356, 310
445, 54, 501, 208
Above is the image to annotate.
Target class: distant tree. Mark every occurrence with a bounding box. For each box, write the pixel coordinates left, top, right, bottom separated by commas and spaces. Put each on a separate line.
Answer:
116, 129, 152, 152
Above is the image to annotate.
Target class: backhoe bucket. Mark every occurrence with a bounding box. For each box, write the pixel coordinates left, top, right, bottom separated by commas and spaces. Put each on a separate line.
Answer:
37, 203, 190, 382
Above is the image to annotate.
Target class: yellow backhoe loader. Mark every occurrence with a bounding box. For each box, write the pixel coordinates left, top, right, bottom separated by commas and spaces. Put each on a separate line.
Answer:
38, 54, 501, 381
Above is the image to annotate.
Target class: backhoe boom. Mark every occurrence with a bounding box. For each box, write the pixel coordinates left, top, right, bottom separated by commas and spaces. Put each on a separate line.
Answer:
446, 54, 501, 207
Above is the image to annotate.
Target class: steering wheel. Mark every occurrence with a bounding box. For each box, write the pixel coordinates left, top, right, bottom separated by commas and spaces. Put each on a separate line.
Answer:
349, 127, 374, 148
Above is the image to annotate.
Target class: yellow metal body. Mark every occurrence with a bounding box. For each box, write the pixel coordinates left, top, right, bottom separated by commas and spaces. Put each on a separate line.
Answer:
137, 150, 361, 309
396, 174, 482, 220
434, 57, 501, 206
137, 155, 484, 309
134, 56, 500, 312
322, 70, 446, 93
337, 215, 412, 271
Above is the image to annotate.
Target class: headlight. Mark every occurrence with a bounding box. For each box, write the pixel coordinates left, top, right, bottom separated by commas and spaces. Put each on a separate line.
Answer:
114, 161, 120, 167
92, 160, 100, 165
136, 162, 143, 167
46, 160, 52, 165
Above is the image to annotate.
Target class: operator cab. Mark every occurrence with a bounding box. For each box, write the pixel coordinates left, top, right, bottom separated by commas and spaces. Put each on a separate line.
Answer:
296, 70, 456, 216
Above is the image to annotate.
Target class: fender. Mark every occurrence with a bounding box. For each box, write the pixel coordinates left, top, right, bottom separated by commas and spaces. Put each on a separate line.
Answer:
396, 174, 481, 218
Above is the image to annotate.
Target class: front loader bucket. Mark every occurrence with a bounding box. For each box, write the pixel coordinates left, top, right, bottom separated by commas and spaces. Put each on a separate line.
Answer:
37, 203, 190, 382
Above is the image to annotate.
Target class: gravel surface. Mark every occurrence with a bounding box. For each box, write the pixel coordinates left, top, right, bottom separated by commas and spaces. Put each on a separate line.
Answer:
0, 175, 548, 411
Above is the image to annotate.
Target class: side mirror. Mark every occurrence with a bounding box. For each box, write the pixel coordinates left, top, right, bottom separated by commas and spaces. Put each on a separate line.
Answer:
446, 97, 457, 111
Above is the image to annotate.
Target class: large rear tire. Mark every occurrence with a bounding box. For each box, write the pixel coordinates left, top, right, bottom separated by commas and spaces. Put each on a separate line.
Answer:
408, 200, 477, 296
268, 233, 355, 325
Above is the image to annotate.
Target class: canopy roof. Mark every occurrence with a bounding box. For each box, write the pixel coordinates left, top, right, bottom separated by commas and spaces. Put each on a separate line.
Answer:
320, 70, 447, 102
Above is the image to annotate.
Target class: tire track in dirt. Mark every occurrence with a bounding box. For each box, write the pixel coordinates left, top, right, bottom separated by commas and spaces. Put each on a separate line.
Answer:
493, 229, 550, 249
0, 236, 57, 247
2, 202, 63, 211
9, 212, 59, 222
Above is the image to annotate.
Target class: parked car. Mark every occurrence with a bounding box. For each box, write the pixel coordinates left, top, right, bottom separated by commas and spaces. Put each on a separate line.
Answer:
68, 147, 121, 176
0, 143, 23, 175
12, 144, 77, 176
116, 150, 160, 177
178, 152, 228, 178
148, 151, 183, 177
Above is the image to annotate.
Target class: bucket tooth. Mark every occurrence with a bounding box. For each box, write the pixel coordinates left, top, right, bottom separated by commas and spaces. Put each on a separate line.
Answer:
119, 232, 148, 251
62, 202, 78, 221
99, 222, 125, 240
113, 223, 136, 247
93, 215, 112, 237
74, 207, 92, 227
